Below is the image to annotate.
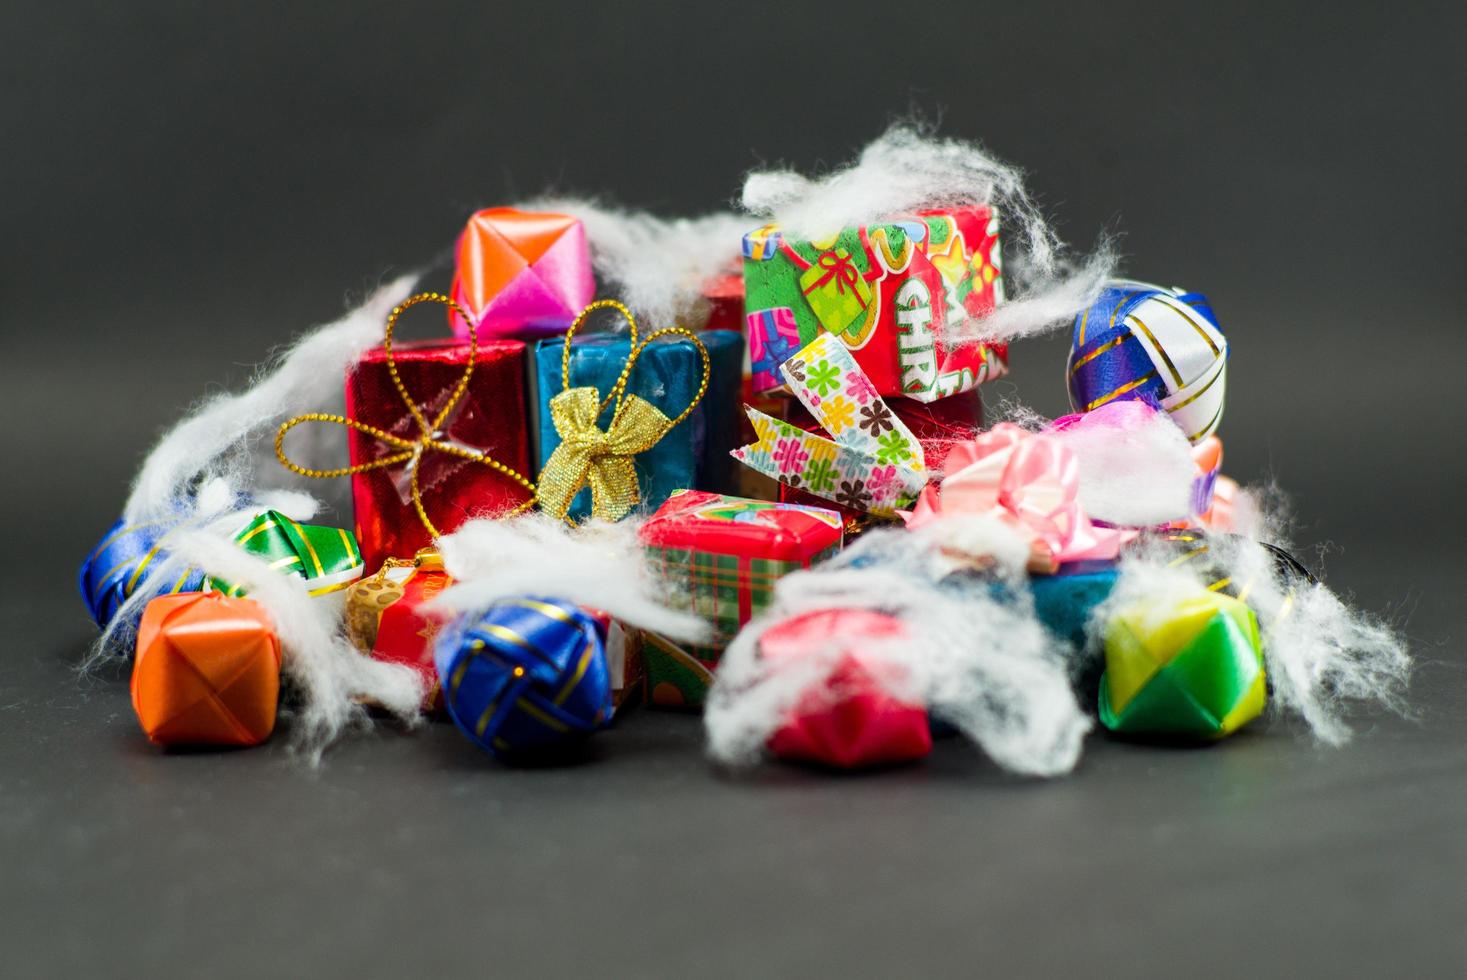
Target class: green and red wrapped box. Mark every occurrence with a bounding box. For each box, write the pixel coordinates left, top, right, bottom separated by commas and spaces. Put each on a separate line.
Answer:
742, 205, 1008, 404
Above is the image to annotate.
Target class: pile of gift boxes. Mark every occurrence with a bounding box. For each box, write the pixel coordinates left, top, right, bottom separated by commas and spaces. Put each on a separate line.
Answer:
82, 202, 1015, 749
82, 201, 1269, 767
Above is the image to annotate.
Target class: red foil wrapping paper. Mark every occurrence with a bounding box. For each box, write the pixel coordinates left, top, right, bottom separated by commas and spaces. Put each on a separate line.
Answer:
346, 564, 455, 712
761, 609, 931, 769
702, 272, 745, 333
345, 338, 532, 571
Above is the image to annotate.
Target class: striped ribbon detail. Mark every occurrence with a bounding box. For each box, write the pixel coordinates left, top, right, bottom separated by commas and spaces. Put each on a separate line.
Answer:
205, 510, 364, 598
1067, 281, 1229, 444
436, 596, 613, 758
78, 517, 205, 628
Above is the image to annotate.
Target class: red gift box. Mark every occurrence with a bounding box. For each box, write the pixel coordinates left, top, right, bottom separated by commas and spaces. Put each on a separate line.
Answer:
345, 338, 533, 571
702, 272, 745, 333
346, 562, 455, 712
776, 386, 984, 520
761, 608, 931, 769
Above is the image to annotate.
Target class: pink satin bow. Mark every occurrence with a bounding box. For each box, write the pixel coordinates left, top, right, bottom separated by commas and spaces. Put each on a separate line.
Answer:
902, 423, 1128, 573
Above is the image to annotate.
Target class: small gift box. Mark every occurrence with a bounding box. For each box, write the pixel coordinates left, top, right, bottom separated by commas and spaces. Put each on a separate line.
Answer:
761, 609, 932, 769
345, 554, 455, 712
531, 329, 744, 521
448, 207, 595, 339
131, 592, 281, 747
436, 597, 618, 759
742, 206, 1008, 403
1098, 592, 1265, 740
345, 338, 533, 570
638, 490, 843, 708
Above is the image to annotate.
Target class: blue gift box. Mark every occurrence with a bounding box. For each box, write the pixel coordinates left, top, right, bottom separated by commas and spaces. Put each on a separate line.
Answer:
531, 329, 744, 520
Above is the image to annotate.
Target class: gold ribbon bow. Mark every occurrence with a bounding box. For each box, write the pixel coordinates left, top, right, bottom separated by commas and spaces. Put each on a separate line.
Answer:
536, 299, 709, 522
275, 292, 537, 538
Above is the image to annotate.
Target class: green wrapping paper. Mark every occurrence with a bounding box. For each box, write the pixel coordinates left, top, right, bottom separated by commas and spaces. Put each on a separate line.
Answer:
1098, 592, 1266, 739
206, 510, 365, 598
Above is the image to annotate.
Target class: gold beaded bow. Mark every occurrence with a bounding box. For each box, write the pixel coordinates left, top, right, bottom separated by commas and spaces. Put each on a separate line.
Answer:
537, 299, 709, 522
275, 292, 537, 538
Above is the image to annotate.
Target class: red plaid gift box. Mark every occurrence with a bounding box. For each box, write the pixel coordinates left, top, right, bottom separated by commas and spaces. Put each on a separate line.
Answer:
638, 490, 843, 709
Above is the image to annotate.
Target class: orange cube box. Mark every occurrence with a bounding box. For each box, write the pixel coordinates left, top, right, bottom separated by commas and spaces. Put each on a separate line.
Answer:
131, 592, 282, 747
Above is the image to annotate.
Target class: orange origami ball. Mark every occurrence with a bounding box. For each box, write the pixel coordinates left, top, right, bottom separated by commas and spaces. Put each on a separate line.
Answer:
131, 592, 282, 747
448, 207, 594, 338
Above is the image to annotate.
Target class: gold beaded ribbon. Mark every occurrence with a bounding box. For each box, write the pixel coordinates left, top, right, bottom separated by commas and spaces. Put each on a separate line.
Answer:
275, 292, 537, 538
537, 299, 710, 522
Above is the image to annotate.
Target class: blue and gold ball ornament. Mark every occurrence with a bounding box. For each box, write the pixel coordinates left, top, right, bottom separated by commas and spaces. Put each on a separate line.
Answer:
78, 517, 205, 630
1067, 280, 1228, 443
436, 597, 615, 759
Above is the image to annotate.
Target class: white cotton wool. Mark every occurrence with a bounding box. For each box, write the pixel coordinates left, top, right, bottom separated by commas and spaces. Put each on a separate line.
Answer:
434, 514, 711, 643
739, 124, 1116, 344
1050, 411, 1197, 527
705, 526, 1091, 777
124, 274, 418, 523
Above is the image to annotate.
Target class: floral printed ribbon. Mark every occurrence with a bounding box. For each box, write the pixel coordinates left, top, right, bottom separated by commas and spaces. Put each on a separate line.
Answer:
732, 333, 926, 517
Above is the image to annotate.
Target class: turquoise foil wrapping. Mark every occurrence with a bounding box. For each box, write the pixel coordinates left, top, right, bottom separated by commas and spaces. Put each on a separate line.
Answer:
532, 329, 744, 520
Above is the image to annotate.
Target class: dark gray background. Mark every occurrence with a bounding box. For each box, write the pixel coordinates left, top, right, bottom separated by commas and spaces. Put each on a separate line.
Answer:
3, 2, 1465, 977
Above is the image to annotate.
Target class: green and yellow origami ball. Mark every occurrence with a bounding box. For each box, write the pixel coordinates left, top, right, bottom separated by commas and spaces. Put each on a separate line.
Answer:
1098, 592, 1266, 740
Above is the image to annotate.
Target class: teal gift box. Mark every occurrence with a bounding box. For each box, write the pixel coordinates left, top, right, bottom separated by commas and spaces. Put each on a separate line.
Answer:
1029, 559, 1118, 704
531, 329, 744, 520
